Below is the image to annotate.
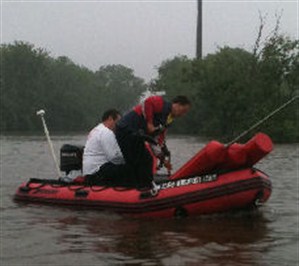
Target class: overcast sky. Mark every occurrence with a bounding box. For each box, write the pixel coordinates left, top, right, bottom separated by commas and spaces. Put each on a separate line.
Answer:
1, 0, 298, 81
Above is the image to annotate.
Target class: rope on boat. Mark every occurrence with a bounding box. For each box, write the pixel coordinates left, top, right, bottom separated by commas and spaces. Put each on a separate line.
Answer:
24, 178, 138, 193
227, 94, 299, 146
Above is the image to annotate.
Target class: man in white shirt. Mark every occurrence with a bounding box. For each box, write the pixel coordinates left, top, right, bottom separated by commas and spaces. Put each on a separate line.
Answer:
83, 109, 135, 187
83, 109, 124, 175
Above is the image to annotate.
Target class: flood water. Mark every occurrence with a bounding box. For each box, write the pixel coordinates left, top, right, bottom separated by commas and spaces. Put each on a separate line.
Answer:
1, 135, 298, 266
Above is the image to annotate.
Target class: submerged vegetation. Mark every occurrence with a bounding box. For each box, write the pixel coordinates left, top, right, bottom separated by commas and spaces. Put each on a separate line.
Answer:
1, 30, 298, 142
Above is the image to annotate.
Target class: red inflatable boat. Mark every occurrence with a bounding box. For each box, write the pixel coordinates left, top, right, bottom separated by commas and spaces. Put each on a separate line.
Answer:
14, 133, 273, 218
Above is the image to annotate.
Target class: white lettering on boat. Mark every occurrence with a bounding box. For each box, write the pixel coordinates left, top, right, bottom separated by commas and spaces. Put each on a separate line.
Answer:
158, 174, 217, 190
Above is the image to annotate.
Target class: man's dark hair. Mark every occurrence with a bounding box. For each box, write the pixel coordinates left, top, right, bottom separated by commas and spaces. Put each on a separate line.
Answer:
102, 109, 121, 122
172, 95, 191, 106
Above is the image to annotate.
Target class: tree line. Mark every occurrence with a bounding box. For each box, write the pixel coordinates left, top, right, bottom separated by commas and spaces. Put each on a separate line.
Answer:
1, 42, 146, 133
151, 32, 298, 143
1, 32, 298, 142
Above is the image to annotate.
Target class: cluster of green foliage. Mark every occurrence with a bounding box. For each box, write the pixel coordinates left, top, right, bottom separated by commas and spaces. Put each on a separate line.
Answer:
1, 41, 146, 133
1, 32, 298, 142
151, 33, 298, 143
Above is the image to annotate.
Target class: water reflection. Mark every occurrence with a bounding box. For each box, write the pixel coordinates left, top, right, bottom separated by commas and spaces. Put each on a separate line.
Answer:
28, 208, 271, 265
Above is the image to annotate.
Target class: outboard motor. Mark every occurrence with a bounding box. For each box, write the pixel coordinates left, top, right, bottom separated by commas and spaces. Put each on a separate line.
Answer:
60, 144, 84, 175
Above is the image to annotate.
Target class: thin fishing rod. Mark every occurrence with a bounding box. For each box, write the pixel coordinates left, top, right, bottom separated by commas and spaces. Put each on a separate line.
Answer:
227, 94, 299, 146
36, 109, 61, 177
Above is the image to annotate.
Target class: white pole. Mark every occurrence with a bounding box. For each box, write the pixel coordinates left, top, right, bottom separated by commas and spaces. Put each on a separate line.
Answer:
36, 110, 61, 177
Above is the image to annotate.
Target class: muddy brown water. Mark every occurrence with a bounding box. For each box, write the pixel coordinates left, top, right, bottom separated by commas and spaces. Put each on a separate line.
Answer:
1, 135, 298, 266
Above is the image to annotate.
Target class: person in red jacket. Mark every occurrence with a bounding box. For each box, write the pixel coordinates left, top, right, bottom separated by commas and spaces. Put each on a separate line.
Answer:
115, 95, 191, 189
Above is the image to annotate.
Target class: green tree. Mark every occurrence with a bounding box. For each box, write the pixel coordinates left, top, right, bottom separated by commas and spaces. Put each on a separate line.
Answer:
194, 47, 256, 140
152, 34, 298, 142
1, 41, 51, 131
0, 42, 147, 133
252, 34, 299, 141
45, 55, 96, 131
151, 56, 198, 133
95, 64, 146, 113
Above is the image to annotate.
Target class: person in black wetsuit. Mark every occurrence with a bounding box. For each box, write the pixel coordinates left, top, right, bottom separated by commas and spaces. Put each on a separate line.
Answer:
115, 95, 191, 189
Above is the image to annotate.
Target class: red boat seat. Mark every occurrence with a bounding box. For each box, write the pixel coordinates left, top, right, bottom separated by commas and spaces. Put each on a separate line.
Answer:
170, 141, 226, 179
243, 132, 273, 166
170, 133, 273, 180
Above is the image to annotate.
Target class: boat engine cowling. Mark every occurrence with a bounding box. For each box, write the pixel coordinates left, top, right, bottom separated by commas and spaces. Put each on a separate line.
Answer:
60, 144, 84, 174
